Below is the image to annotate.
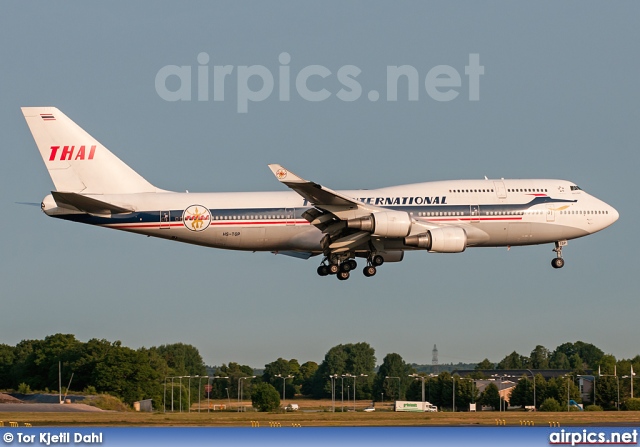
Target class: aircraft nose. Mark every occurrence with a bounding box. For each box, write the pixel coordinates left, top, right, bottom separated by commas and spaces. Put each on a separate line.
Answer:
609, 205, 619, 223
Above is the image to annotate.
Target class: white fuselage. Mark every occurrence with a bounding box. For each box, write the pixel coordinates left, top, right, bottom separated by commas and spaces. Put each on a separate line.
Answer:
42, 178, 618, 255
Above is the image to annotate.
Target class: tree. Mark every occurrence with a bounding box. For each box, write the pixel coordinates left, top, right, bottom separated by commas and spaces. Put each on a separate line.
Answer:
155, 343, 206, 376
251, 383, 280, 412
0, 344, 15, 389
263, 358, 298, 398
310, 342, 376, 399
497, 351, 527, 369
215, 362, 255, 400
596, 375, 619, 410
509, 376, 534, 408
529, 345, 550, 369
553, 342, 604, 370
299, 361, 318, 396
475, 359, 494, 371
623, 398, 640, 411
545, 376, 580, 409
373, 353, 415, 401
549, 351, 570, 369
453, 376, 478, 410
479, 382, 500, 410
540, 397, 562, 412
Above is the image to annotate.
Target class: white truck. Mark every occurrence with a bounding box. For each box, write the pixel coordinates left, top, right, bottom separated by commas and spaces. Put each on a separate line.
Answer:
394, 401, 438, 412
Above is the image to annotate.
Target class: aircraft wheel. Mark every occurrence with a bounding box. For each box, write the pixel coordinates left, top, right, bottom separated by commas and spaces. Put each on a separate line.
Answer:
337, 271, 350, 281
372, 255, 384, 266
317, 265, 329, 276
348, 259, 357, 270
551, 258, 565, 269
363, 266, 376, 277
328, 264, 340, 275
340, 262, 351, 272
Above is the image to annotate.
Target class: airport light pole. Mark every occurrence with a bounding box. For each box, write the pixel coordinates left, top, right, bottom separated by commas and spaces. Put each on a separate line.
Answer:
210, 376, 228, 413
179, 376, 183, 412
340, 375, 347, 412
599, 370, 620, 410
353, 374, 368, 411
347, 385, 350, 407
409, 374, 427, 409
329, 374, 337, 412
276, 374, 294, 404
238, 376, 256, 412
453, 376, 473, 412
564, 375, 571, 412
622, 374, 633, 400
343, 374, 353, 411
525, 369, 536, 410
385, 376, 401, 401
170, 377, 175, 412
491, 374, 507, 412
163, 377, 167, 413
188, 376, 195, 413
197, 376, 207, 413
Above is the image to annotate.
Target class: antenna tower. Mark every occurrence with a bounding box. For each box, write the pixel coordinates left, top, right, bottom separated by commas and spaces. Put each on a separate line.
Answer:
432, 344, 439, 374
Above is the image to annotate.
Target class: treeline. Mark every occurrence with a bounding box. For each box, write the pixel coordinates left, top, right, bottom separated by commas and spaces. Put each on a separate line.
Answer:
1, 335, 639, 411
0, 334, 205, 407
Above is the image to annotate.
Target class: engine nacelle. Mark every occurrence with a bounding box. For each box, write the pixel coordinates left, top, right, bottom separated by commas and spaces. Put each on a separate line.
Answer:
404, 227, 467, 253
347, 211, 412, 238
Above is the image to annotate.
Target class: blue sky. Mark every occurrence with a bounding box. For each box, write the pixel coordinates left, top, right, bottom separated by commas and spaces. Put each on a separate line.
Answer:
1, 2, 638, 370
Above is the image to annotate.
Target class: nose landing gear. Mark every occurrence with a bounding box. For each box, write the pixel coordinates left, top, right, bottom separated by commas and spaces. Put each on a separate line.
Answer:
551, 240, 567, 269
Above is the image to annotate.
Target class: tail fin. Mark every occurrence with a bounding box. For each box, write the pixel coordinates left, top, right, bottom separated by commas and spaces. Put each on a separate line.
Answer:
22, 107, 159, 194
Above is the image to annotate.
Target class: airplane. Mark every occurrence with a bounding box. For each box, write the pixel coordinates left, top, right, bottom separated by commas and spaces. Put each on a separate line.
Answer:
22, 107, 619, 281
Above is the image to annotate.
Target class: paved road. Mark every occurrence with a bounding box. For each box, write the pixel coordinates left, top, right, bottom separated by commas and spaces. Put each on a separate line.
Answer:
0, 403, 104, 413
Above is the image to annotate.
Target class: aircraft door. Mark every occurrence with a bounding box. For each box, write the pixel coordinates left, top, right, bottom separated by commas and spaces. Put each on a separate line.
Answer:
470, 205, 480, 223
493, 181, 507, 199
285, 208, 295, 226
546, 207, 555, 222
160, 211, 171, 229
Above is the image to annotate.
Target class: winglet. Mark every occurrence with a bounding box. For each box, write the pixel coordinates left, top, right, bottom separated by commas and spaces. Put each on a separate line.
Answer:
268, 164, 307, 184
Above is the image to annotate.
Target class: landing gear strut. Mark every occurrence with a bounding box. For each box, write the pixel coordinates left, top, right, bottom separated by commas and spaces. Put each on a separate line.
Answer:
316, 254, 382, 280
551, 240, 567, 269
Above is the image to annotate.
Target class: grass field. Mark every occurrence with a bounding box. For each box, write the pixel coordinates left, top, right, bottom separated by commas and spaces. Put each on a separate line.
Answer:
4, 399, 640, 427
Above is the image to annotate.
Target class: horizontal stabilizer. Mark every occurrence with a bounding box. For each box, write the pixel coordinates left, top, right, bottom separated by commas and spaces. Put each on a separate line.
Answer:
52, 191, 133, 214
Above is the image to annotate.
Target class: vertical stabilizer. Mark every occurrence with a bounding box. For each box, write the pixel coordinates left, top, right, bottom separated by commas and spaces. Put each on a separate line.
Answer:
22, 107, 159, 194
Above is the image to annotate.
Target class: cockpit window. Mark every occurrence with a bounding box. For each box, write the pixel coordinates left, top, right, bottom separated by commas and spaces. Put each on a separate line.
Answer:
570, 185, 582, 191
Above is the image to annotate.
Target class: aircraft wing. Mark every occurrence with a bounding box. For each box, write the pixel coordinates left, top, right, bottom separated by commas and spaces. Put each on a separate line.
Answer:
268, 164, 383, 219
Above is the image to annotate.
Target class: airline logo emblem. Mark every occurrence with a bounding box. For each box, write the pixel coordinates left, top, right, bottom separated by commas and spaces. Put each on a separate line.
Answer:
182, 205, 212, 232
49, 145, 96, 161
275, 169, 288, 180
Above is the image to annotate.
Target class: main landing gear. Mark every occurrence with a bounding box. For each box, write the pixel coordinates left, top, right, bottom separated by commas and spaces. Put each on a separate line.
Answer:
317, 254, 384, 280
551, 240, 567, 269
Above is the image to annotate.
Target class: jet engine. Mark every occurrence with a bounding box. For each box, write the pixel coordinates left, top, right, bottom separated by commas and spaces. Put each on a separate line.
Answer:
347, 211, 412, 238
404, 227, 467, 253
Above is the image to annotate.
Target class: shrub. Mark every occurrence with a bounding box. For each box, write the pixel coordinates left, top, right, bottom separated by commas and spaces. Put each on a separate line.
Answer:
17, 383, 32, 394
623, 398, 640, 411
84, 394, 129, 411
251, 383, 280, 412
540, 398, 562, 412
585, 405, 603, 411
83, 386, 97, 395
